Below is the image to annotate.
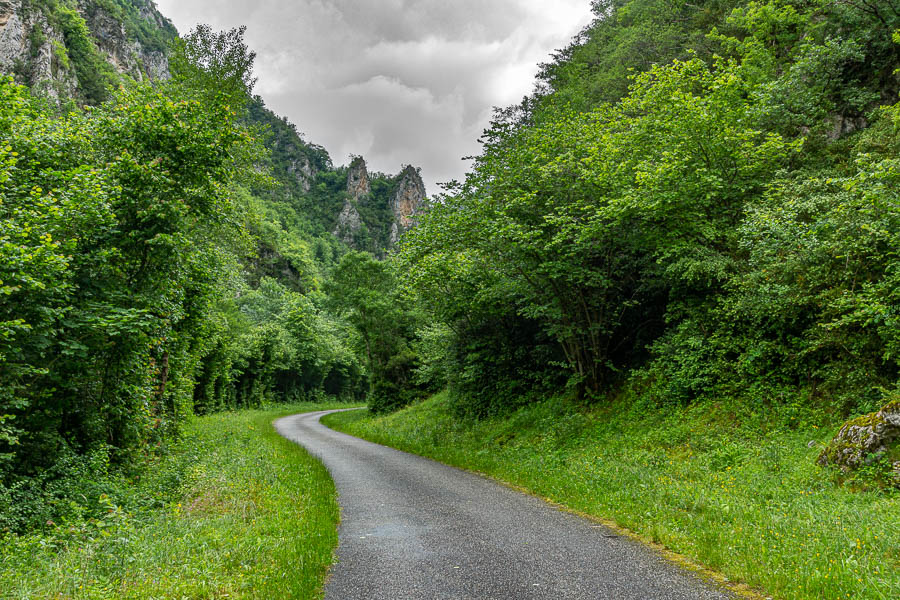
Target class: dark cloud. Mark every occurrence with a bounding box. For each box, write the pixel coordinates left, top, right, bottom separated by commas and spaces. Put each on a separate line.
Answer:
155, 0, 594, 194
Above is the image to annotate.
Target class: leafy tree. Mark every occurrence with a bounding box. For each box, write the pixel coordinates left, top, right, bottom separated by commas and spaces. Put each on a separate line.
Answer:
397, 0, 899, 419
169, 24, 257, 104
327, 252, 422, 412
405, 57, 795, 399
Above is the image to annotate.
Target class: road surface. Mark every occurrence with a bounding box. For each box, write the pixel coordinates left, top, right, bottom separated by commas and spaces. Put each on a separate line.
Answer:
275, 410, 733, 600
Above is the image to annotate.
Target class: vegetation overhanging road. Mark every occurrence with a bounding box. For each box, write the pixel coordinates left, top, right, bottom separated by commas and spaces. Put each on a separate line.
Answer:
276, 410, 733, 600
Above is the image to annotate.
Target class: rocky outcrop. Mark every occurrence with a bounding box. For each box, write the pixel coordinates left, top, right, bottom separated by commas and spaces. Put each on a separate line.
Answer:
818, 400, 900, 487
346, 156, 370, 199
288, 154, 316, 193
334, 201, 363, 245
0, 1, 79, 101
0, 0, 171, 102
389, 165, 426, 246
333, 157, 369, 245
79, 1, 169, 83
828, 113, 868, 141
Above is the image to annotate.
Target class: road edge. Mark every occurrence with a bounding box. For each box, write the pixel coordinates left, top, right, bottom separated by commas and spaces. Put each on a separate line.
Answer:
319, 409, 772, 600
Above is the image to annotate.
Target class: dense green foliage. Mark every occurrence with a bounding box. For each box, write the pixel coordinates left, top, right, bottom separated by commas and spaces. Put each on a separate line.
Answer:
0, 75, 247, 484
0, 23, 367, 533
326, 252, 425, 413
2, 0, 434, 537
3, 3, 899, 596
396, 0, 900, 419
2, 404, 344, 599
325, 395, 899, 600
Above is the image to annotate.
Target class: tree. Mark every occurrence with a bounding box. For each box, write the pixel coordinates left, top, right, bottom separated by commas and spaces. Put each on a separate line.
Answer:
169, 24, 258, 104
326, 252, 421, 413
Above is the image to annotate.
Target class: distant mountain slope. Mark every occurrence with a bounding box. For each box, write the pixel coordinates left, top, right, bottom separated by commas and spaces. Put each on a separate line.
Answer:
0, 0, 425, 256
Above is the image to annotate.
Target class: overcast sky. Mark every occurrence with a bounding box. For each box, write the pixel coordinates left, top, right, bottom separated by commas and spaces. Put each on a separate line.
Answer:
154, 0, 595, 195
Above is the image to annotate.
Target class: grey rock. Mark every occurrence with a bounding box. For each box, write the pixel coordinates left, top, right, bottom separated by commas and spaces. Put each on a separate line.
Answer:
0, 0, 170, 103
333, 157, 370, 245
0, 5, 78, 101
79, 1, 169, 83
828, 113, 868, 141
0, 8, 26, 75
346, 156, 370, 200
389, 165, 425, 246
288, 154, 316, 193
818, 400, 900, 485
334, 201, 363, 245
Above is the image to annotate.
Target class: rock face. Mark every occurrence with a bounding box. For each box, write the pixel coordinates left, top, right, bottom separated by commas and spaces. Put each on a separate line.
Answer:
333, 157, 369, 245
346, 156, 370, 199
389, 165, 426, 246
79, 1, 170, 83
828, 113, 868, 141
818, 400, 900, 486
0, 1, 79, 100
288, 155, 316, 193
0, 0, 171, 102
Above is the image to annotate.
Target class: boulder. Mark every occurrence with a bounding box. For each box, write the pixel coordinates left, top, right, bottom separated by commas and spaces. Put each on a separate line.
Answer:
818, 400, 900, 485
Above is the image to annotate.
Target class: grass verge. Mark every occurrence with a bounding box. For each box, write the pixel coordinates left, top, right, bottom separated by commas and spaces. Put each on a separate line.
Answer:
1, 402, 352, 599
323, 392, 899, 600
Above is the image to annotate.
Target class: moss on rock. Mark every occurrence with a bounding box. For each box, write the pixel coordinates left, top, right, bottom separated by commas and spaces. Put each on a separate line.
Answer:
818, 398, 900, 487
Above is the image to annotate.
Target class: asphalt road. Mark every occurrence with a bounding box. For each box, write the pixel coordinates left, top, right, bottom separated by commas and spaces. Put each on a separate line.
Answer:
274, 410, 734, 600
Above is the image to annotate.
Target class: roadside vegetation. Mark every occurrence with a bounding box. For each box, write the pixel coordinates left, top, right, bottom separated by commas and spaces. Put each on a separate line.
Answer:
1, 403, 345, 599
317, 10, 900, 600
1, 20, 365, 541
4, 1, 899, 598
325, 395, 899, 600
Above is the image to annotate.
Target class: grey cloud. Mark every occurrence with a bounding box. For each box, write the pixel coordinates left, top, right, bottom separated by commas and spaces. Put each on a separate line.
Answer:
155, 0, 594, 194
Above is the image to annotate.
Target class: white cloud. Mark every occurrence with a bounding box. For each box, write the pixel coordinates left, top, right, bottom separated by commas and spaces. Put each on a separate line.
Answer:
154, 0, 595, 194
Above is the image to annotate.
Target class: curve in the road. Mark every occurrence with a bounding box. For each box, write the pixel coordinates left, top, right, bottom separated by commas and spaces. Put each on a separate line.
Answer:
275, 410, 735, 600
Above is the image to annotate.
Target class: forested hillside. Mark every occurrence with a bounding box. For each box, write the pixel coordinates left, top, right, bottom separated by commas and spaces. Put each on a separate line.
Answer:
2, 2, 899, 595
386, 0, 899, 432
0, 0, 425, 533
322, 3, 900, 598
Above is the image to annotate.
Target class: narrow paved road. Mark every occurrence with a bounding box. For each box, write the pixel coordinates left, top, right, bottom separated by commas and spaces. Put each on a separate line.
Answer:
275, 410, 733, 600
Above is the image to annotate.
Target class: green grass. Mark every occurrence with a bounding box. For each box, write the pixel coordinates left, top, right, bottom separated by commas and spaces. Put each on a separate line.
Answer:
0, 402, 353, 599
323, 392, 899, 600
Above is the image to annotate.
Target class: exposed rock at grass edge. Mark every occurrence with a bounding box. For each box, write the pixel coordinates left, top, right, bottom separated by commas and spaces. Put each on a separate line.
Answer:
818, 400, 900, 486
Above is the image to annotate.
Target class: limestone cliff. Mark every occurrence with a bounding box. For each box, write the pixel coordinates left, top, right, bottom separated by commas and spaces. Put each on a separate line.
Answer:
346, 156, 370, 199
79, 0, 171, 83
389, 165, 426, 246
288, 154, 316, 193
0, 0, 78, 100
0, 0, 173, 103
333, 156, 369, 245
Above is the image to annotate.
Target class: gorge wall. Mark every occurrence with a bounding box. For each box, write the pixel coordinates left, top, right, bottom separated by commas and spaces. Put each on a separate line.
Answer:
0, 0, 172, 103
0, 0, 426, 252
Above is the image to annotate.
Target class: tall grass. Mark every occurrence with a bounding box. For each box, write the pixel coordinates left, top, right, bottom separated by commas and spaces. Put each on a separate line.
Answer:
1, 403, 349, 599
324, 392, 899, 600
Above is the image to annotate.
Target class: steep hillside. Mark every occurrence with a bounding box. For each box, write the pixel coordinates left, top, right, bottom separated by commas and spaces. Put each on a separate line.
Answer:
0, 0, 426, 254
0, 0, 173, 103
0, 0, 426, 537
